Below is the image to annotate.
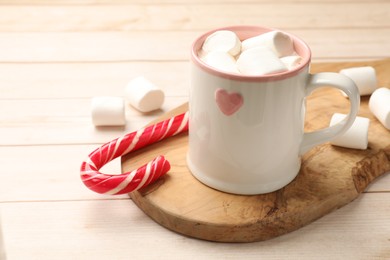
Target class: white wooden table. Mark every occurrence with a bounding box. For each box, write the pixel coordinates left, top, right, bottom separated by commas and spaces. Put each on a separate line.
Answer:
0, 0, 389, 259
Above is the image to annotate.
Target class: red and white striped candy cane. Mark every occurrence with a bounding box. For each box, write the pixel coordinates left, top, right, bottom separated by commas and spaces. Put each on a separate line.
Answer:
80, 111, 189, 195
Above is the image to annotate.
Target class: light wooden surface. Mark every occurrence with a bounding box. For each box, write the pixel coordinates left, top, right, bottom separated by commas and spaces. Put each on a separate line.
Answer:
0, 0, 389, 259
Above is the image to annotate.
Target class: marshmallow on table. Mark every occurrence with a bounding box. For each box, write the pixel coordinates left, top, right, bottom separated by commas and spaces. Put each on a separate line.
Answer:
369, 87, 390, 130
339, 66, 377, 96
201, 51, 239, 74
241, 31, 294, 57
125, 77, 165, 113
280, 55, 302, 70
236, 46, 288, 76
329, 113, 370, 150
91, 96, 126, 126
202, 30, 241, 56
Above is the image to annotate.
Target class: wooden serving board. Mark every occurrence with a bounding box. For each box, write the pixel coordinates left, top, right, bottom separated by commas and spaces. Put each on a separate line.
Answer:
122, 59, 390, 242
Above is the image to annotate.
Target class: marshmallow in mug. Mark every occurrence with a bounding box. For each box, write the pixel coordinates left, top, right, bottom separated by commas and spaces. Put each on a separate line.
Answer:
201, 51, 239, 74
236, 47, 287, 75
339, 66, 377, 96
91, 96, 126, 126
280, 55, 303, 70
369, 87, 390, 130
200, 30, 301, 76
125, 77, 165, 113
241, 30, 295, 57
201, 30, 241, 56
329, 113, 370, 150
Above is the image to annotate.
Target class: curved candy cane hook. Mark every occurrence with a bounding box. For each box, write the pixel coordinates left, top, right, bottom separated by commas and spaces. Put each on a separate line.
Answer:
80, 111, 189, 195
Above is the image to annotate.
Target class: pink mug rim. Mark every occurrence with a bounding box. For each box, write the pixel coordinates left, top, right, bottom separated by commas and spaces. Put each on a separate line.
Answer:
191, 25, 312, 82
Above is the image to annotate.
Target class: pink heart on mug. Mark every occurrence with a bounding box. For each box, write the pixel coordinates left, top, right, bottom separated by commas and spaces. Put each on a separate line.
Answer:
215, 88, 243, 116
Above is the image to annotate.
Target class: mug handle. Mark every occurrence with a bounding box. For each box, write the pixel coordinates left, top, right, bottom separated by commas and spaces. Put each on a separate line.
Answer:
299, 72, 360, 155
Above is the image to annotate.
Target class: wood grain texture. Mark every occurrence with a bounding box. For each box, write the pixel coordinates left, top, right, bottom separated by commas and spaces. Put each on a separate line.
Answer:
0, 97, 187, 145
0, 3, 388, 32
123, 59, 390, 242
0, 145, 129, 202
0, 62, 190, 99
2, 194, 390, 260
0, 0, 385, 4
0, 29, 388, 62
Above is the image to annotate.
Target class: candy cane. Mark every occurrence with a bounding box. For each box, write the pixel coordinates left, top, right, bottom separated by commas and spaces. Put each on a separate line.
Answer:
80, 111, 189, 195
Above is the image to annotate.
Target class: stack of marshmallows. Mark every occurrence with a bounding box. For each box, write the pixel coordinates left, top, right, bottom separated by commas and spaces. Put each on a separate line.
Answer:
199, 30, 302, 75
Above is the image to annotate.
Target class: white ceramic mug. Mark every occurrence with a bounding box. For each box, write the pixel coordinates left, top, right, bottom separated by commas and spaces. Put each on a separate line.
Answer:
187, 25, 360, 195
